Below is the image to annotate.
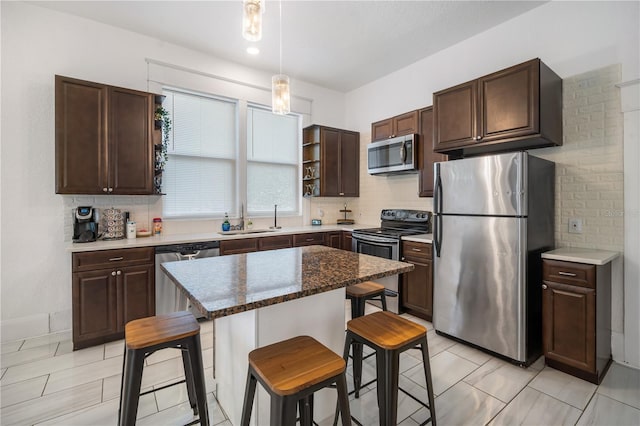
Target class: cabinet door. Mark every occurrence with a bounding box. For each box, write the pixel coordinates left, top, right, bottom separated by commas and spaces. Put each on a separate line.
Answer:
55, 75, 109, 194
320, 128, 341, 196
118, 264, 155, 330
393, 111, 419, 136
371, 118, 393, 141
341, 231, 353, 251
433, 80, 478, 151
109, 87, 154, 194
542, 281, 596, 373
339, 131, 359, 197
418, 107, 447, 197
479, 60, 539, 142
401, 259, 433, 321
259, 235, 292, 251
293, 233, 325, 247
72, 270, 118, 348
326, 232, 341, 249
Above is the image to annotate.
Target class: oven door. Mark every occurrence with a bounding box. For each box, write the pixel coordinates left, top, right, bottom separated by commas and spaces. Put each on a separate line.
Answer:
351, 233, 401, 313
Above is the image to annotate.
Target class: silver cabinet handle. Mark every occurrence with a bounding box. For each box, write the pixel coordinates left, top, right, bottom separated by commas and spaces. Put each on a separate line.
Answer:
558, 271, 577, 277
103, 188, 108, 192
111, 271, 116, 276
108, 188, 114, 193
401, 257, 406, 261
542, 284, 548, 290
109, 257, 124, 262
339, 192, 344, 196
116, 271, 121, 276
412, 248, 422, 252
306, 238, 314, 242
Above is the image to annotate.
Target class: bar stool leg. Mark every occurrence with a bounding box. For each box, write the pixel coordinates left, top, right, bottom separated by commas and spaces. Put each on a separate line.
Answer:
380, 292, 388, 311
118, 348, 144, 426
186, 335, 210, 426
298, 395, 314, 426
271, 395, 298, 425
335, 373, 352, 426
240, 370, 257, 426
181, 348, 198, 415
420, 339, 437, 426
350, 297, 359, 320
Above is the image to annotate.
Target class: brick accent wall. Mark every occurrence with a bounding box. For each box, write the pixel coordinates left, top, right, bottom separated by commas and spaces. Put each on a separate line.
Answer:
531, 64, 624, 252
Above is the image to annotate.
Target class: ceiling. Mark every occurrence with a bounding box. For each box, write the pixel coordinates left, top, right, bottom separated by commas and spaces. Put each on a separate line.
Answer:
32, 1, 547, 92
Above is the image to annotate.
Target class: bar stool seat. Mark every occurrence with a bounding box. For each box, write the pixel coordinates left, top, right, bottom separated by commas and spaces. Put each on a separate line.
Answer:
346, 281, 387, 319
118, 311, 209, 426
241, 335, 351, 426
344, 311, 436, 426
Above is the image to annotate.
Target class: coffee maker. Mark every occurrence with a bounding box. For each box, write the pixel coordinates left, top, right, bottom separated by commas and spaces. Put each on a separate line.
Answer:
73, 206, 99, 243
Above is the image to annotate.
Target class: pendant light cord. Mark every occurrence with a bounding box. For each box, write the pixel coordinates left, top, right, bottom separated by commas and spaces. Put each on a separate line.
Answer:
279, 0, 282, 75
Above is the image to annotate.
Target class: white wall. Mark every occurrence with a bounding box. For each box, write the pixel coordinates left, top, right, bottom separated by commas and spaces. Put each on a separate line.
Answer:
337, 1, 640, 368
0, 1, 345, 341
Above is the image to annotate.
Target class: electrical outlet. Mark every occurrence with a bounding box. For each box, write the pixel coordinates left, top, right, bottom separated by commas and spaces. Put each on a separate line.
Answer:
318, 209, 324, 217
568, 218, 583, 234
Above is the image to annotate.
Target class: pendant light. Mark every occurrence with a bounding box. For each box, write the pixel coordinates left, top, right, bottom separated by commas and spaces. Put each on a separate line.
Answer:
272, 0, 290, 115
242, 0, 263, 42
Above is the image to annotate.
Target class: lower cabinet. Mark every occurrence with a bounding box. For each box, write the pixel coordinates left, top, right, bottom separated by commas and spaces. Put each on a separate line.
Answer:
542, 259, 611, 384
293, 232, 325, 247
341, 231, 353, 251
220, 238, 259, 255
72, 247, 154, 350
258, 235, 293, 251
326, 232, 342, 249
400, 241, 433, 321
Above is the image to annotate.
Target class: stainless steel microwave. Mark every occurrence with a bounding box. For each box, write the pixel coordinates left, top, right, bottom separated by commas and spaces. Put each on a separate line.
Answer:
367, 134, 418, 175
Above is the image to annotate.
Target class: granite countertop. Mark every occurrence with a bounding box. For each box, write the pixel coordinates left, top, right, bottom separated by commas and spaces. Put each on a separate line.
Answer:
67, 224, 373, 253
402, 233, 433, 244
542, 247, 620, 265
160, 245, 414, 319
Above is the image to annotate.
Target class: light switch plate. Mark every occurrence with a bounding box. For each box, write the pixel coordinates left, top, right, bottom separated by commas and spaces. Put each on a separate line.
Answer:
569, 218, 583, 234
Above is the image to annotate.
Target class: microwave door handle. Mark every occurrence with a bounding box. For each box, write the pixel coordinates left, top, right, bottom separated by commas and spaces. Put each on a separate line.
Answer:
400, 141, 407, 163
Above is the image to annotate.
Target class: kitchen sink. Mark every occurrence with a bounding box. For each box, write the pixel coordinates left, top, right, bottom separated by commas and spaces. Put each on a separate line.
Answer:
218, 229, 277, 236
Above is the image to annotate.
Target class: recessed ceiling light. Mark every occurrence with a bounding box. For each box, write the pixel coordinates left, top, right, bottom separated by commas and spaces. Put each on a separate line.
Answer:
247, 46, 260, 55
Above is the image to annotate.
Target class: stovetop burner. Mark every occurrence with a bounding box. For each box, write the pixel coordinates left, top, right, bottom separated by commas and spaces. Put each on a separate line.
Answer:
352, 209, 432, 239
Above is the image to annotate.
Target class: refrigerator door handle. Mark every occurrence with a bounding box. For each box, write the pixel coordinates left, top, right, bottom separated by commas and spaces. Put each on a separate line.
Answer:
434, 164, 443, 257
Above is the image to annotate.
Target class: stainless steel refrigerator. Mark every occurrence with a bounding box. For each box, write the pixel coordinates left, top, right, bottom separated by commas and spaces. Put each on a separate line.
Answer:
433, 152, 554, 365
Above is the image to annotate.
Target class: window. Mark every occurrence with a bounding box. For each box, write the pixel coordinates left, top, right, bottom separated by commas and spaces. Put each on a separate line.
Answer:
162, 91, 237, 218
246, 105, 299, 214
162, 90, 300, 219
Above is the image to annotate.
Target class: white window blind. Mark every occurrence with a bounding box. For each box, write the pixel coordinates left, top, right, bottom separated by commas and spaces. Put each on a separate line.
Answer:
162, 91, 237, 218
246, 106, 299, 214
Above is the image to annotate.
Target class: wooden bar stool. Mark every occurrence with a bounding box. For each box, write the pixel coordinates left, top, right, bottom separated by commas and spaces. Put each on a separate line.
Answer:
344, 311, 436, 426
118, 311, 209, 426
240, 335, 351, 426
346, 281, 387, 319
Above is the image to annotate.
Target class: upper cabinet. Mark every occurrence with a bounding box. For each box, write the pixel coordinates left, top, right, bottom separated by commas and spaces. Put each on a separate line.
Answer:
371, 110, 419, 141
418, 107, 447, 197
56, 75, 155, 195
303, 125, 359, 197
433, 58, 562, 157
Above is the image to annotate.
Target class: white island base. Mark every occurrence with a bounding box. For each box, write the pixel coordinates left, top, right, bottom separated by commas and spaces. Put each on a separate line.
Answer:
215, 288, 347, 425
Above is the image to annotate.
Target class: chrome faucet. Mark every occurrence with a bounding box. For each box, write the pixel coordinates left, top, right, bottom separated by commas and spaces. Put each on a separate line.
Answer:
269, 204, 281, 229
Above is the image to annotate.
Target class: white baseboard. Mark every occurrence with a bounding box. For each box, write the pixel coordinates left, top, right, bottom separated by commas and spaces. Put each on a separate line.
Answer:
1, 313, 50, 342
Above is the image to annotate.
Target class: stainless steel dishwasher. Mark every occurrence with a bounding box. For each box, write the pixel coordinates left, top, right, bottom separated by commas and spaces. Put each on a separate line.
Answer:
155, 241, 220, 317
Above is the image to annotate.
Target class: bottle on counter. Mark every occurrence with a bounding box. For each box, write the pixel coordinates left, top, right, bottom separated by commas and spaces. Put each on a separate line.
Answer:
126, 221, 137, 239
246, 218, 253, 230
222, 213, 231, 231
153, 217, 163, 236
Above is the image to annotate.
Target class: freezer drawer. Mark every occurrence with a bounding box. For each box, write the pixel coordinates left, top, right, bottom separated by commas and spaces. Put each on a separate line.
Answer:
433, 215, 527, 361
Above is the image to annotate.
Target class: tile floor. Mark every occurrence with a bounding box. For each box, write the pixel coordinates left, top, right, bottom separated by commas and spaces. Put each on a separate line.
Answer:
1, 309, 639, 425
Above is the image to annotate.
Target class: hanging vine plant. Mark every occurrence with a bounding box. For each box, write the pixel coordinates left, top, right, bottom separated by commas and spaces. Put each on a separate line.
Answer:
154, 106, 172, 172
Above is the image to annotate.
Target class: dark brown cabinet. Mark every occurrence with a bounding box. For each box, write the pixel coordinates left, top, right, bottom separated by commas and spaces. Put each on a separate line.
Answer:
400, 241, 433, 321
258, 235, 293, 251
293, 232, 325, 247
371, 111, 419, 141
542, 259, 612, 384
56, 75, 155, 195
303, 125, 359, 197
418, 107, 447, 197
220, 238, 259, 255
433, 59, 562, 157
72, 247, 155, 349
341, 231, 353, 251
326, 232, 342, 249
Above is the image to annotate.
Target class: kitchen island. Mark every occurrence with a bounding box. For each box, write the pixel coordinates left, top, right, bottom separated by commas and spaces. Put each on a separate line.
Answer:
160, 245, 413, 425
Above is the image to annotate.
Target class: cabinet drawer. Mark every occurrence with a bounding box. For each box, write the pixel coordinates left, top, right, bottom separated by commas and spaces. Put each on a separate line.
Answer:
220, 238, 258, 255
73, 247, 154, 272
402, 241, 431, 262
259, 235, 292, 251
543, 259, 595, 289
293, 233, 325, 246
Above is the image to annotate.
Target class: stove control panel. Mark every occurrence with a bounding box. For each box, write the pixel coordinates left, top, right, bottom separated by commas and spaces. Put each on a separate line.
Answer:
380, 209, 432, 223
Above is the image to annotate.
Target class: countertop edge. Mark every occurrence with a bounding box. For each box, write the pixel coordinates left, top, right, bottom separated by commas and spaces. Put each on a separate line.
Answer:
542, 248, 620, 265
401, 234, 433, 243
